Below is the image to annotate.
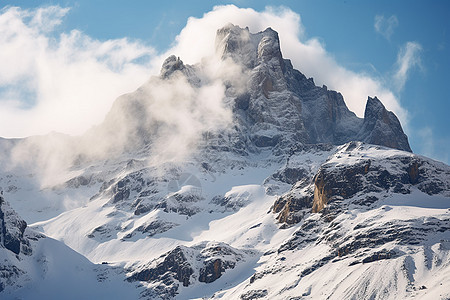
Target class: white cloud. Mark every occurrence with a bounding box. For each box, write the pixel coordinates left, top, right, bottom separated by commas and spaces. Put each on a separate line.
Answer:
374, 14, 399, 40
393, 41, 423, 92
0, 5, 155, 137
29, 5, 70, 32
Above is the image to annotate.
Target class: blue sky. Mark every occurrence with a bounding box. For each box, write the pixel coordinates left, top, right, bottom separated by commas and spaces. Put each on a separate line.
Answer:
1, 0, 449, 163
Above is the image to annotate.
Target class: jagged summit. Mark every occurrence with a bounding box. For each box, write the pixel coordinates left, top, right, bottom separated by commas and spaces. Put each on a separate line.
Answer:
212, 24, 411, 152
215, 24, 284, 71
154, 24, 412, 154
160, 55, 184, 79
7, 24, 412, 174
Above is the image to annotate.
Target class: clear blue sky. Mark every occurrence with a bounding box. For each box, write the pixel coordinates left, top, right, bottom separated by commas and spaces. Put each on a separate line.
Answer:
2, 0, 450, 163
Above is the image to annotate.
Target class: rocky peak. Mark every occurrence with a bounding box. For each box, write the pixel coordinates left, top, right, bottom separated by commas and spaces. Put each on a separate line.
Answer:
160, 55, 185, 79
215, 23, 257, 68
93, 25, 412, 160
357, 96, 411, 152
256, 28, 283, 64
364, 96, 385, 115
211, 25, 411, 153
215, 24, 284, 71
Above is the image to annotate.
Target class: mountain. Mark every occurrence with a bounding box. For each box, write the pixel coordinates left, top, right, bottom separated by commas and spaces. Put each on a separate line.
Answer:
0, 24, 448, 300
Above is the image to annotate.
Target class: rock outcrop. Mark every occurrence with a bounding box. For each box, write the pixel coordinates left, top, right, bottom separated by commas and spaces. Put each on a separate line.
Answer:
357, 96, 411, 152
127, 242, 254, 299
0, 196, 30, 256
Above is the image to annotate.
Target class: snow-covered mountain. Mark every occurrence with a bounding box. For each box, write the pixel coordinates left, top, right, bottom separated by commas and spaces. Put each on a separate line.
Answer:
0, 24, 449, 300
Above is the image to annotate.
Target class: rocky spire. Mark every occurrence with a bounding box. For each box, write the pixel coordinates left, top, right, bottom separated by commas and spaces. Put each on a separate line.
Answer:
215, 24, 284, 71
357, 96, 411, 152
160, 55, 185, 79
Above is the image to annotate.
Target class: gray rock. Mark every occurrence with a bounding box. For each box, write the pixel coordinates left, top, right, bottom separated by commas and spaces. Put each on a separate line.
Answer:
240, 289, 268, 300
127, 242, 252, 298
357, 96, 411, 152
213, 25, 411, 153
0, 196, 28, 255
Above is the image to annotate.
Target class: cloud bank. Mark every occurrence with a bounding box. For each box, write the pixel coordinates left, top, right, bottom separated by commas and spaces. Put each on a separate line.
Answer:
0, 5, 155, 137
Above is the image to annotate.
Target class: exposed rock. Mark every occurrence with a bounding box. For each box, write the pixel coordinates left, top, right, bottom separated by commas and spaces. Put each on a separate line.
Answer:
0, 196, 29, 255
274, 142, 450, 225
65, 175, 92, 188
123, 220, 178, 239
240, 289, 268, 300
272, 167, 309, 185
361, 249, 397, 263
251, 135, 281, 148
312, 160, 370, 213
234, 93, 251, 111
128, 246, 194, 287
160, 55, 185, 79
407, 161, 420, 184
215, 23, 259, 69
357, 96, 411, 152
81, 24, 412, 163
310, 142, 448, 213
211, 187, 256, 212
127, 242, 253, 298
0, 264, 25, 293
156, 187, 203, 216
133, 203, 153, 215
273, 194, 311, 224
108, 171, 148, 204
199, 259, 225, 283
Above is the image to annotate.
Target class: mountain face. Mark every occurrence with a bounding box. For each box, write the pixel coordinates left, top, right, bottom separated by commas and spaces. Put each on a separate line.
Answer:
215, 24, 410, 152
0, 24, 449, 300
85, 23, 410, 160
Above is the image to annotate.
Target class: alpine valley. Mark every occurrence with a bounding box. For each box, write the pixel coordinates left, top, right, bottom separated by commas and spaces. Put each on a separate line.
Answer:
1, 24, 449, 300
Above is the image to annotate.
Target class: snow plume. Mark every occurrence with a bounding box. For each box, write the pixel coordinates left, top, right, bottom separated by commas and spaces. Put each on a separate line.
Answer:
374, 15, 399, 40
145, 75, 232, 164
8, 56, 238, 187
393, 41, 423, 92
